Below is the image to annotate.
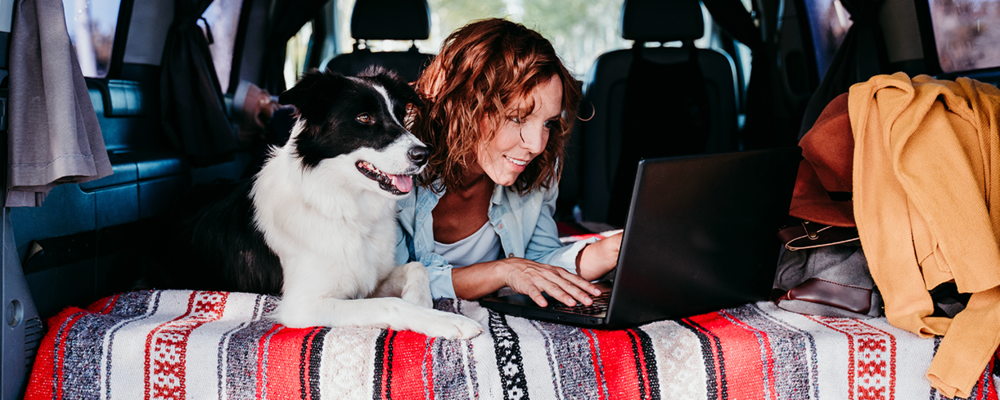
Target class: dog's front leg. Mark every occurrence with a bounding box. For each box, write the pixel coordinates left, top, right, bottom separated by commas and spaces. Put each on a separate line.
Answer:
273, 295, 483, 339
371, 261, 433, 308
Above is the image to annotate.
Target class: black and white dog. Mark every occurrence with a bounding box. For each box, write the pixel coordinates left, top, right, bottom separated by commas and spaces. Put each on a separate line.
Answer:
146, 67, 482, 339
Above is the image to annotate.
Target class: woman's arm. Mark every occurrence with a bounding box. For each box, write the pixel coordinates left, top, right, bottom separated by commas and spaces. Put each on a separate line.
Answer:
576, 232, 622, 281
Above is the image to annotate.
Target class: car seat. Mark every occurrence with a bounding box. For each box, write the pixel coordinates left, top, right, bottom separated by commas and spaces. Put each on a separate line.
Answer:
322, 0, 433, 82
572, 0, 739, 227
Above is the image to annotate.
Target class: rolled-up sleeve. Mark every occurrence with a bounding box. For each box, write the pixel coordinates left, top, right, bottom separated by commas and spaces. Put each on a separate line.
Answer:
421, 253, 457, 299
526, 186, 599, 274
396, 198, 457, 299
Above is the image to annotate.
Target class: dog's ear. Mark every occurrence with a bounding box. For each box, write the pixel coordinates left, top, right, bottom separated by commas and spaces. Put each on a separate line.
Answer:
279, 69, 347, 122
360, 66, 423, 107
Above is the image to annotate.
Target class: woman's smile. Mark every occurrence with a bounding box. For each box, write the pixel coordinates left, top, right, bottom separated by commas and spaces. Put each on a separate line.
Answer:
477, 75, 563, 186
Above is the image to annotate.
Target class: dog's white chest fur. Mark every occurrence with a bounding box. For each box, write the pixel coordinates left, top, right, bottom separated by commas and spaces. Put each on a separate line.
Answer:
241, 68, 481, 339
252, 142, 397, 299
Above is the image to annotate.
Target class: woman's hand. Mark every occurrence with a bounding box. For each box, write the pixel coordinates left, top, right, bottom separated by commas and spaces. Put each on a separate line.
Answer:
577, 232, 623, 281
452, 258, 602, 307
502, 258, 603, 307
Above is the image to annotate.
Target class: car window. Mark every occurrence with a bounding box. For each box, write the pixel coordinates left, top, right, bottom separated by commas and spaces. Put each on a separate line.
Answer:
63, 0, 122, 78
332, 0, 639, 79
200, 0, 244, 93
802, 0, 852, 79
285, 21, 314, 90
928, 0, 1000, 73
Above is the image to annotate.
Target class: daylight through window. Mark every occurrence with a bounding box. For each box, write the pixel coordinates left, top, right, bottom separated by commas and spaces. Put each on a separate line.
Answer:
63, 0, 121, 78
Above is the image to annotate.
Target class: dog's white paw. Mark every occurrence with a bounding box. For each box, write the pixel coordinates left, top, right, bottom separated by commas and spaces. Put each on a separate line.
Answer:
410, 309, 483, 339
399, 262, 434, 308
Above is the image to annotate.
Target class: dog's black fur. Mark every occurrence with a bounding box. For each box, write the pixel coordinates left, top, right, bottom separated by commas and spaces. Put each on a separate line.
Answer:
140, 67, 423, 295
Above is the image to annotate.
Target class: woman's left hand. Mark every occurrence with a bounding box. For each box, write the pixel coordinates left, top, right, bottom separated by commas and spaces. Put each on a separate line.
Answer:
577, 232, 622, 281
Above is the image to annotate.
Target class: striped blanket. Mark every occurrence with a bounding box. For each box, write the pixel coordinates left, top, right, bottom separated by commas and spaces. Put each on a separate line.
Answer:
25, 290, 998, 399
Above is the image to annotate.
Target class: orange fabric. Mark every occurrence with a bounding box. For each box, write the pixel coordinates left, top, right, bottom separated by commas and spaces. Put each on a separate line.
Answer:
790, 92, 855, 227
849, 72, 1000, 398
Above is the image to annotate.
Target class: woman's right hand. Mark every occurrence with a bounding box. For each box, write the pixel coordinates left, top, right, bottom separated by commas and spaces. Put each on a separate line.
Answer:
496, 258, 602, 308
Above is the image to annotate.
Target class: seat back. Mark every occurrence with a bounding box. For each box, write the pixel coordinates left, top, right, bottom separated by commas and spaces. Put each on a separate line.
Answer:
323, 0, 433, 82
571, 0, 739, 225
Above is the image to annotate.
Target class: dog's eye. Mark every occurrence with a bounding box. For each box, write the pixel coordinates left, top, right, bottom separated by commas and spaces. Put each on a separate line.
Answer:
356, 114, 374, 124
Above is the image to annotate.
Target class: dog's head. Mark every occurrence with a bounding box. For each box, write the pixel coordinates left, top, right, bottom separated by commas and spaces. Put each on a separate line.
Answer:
279, 66, 427, 197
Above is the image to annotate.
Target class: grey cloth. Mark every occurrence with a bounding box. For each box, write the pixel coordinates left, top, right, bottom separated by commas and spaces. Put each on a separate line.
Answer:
773, 242, 884, 319
6, 0, 112, 207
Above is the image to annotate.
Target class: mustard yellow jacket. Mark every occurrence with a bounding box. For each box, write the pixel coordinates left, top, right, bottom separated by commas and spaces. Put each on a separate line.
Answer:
850, 72, 1000, 398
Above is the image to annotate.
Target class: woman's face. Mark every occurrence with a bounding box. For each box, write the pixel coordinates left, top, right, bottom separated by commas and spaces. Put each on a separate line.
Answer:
475, 75, 563, 187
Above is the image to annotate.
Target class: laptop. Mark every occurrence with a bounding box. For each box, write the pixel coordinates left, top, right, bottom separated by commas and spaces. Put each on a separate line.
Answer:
479, 146, 802, 328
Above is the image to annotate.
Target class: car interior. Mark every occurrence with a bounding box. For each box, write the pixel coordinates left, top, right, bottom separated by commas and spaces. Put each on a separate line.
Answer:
0, 0, 995, 397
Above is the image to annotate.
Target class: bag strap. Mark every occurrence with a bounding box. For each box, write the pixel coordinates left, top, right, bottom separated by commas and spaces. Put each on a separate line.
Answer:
778, 220, 860, 251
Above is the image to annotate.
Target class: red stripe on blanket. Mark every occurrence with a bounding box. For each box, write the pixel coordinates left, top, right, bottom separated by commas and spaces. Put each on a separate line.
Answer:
984, 354, 999, 400
687, 311, 775, 400
143, 291, 228, 400
810, 316, 896, 400
257, 324, 283, 398
590, 329, 657, 400
26, 294, 130, 400
721, 310, 778, 400
23, 307, 87, 400
585, 329, 608, 400
376, 329, 435, 400
256, 326, 317, 400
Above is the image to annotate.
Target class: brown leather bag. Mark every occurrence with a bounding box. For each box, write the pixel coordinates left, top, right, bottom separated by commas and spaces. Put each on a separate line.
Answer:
772, 221, 882, 318
771, 93, 883, 318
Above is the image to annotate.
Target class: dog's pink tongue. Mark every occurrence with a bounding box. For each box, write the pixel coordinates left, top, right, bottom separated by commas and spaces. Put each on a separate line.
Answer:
391, 174, 413, 193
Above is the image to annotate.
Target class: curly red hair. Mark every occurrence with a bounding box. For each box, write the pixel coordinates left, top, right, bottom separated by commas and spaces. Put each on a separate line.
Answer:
410, 18, 582, 195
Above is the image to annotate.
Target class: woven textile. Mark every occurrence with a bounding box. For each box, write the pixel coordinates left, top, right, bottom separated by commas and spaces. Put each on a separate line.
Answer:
25, 290, 998, 399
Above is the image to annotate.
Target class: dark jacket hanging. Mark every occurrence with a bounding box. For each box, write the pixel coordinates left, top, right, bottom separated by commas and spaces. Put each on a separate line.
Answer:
160, 0, 237, 164
260, 0, 331, 95
702, 0, 782, 149
797, 0, 885, 138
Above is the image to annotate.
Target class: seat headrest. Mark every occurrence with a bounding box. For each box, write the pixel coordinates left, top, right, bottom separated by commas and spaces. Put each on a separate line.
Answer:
351, 0, 431, 40
621, 0, 704, 42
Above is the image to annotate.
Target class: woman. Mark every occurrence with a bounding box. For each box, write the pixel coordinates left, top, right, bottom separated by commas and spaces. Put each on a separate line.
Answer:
396, 18, 622, 308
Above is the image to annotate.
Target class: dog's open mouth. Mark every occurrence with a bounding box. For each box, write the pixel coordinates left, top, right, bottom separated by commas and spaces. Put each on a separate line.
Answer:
356, 161, 414, 195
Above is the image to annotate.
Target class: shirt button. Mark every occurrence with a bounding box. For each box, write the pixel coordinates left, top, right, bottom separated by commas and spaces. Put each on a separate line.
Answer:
508, 253, 514, 257
497, 223, 504, 229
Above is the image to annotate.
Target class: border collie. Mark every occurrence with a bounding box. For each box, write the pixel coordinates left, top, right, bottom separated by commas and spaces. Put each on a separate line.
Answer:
145, 67, 482, 339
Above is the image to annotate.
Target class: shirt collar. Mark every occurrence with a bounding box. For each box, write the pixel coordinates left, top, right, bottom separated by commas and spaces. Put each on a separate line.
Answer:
491, 183, 506, 206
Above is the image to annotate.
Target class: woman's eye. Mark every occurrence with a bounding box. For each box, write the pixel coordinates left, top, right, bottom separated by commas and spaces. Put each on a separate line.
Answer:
356, 114, 373, 124
544, 120, 558, 129
509, 116, 523, 124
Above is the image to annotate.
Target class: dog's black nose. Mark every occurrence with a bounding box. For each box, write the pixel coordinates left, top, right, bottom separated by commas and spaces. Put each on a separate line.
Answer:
408, 146, 429, 166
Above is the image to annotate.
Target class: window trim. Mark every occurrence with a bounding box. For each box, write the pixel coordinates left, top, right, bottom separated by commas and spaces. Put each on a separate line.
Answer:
106, 0, 135, 79
790, 0, 822, 93
226, 0, 255, 94
304, 16, 326, 71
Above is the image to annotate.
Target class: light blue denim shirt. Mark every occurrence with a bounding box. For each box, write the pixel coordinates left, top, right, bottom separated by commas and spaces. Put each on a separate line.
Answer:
395, 183, 596, 299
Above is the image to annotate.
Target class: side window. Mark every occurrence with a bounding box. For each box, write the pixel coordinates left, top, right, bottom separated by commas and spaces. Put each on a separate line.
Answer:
285, 21, 314, 89
802, 0, 852, 79
330, 0, 632, 79
63, 0, 122, 78
199, 0, 244, 93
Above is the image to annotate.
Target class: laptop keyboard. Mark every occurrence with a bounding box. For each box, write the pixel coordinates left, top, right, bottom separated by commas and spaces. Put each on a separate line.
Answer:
550, 291, 610, 315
